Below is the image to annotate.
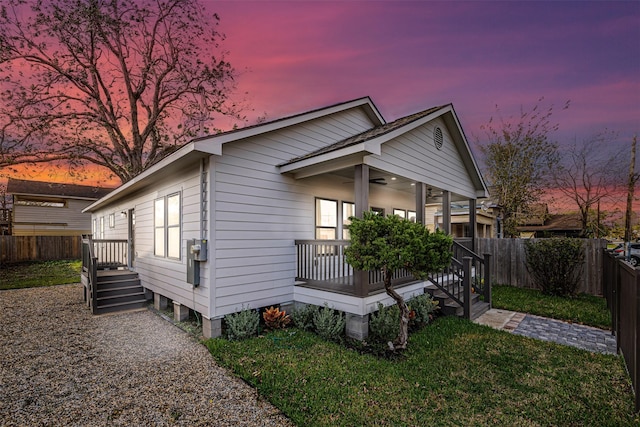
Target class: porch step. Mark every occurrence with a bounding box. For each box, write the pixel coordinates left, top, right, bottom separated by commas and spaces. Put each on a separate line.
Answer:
93, 270, 148, 315
425, 283, 488, 321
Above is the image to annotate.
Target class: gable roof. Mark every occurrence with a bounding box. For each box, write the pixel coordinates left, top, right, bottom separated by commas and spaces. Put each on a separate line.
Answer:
84, 97, 489, 212
7, 178, 113, 200
84, 97, 384, 212
278, 103, 488, 197
517, 213, 583, 233
279, 105, 445, 166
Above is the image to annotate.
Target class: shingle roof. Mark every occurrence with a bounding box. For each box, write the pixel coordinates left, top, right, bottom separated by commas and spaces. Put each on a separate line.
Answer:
517, 213, 582, 232
279, 104, 447, 166
7, 178, 114, 200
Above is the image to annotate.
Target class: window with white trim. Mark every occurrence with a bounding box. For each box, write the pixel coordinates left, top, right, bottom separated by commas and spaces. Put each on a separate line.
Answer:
315, 198, 337, 239
393, 208, 406, 219
155, 193, 181, 259
342, 202, 355, 239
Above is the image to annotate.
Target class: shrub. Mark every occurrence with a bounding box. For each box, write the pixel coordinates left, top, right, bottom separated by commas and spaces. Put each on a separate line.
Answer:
263, 306, 291, 330
408, 293, 439, 328
225, 307, 260, 340
369, 303, 399, 346
313, 304, 345, 342
524, 238, 585, 297
291, 304, 318, 331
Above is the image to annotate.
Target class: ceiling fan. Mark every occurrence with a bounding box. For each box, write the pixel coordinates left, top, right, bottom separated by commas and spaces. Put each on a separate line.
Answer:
369, 178, 387, 185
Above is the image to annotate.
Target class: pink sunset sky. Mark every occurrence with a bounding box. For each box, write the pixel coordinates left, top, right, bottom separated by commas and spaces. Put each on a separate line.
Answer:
5, 0, 640, 215
204, 0, 640, 214
207, 0, 639, 149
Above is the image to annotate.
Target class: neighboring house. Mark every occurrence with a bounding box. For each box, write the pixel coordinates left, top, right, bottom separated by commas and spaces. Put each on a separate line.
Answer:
425, 200, 500, 238
517, 212, 583, 238
83, 97, 489, 339
7, 178, 113, 236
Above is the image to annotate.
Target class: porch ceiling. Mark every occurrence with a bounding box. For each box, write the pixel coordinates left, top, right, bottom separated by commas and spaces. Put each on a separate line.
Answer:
330, 167, 469, 202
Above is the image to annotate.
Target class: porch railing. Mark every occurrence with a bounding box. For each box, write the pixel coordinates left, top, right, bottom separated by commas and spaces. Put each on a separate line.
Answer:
295, 240, 417, 296
92, 238, 129, 268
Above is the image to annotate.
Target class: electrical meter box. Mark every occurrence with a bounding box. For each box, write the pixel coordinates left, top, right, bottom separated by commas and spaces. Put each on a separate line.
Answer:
187, 239, 207, 286
190, 239, 207, 261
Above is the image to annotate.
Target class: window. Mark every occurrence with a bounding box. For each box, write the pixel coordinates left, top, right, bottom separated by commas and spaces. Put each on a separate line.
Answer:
371, 207, 385, 216
14, 197, 66, 208
315, 198, 337, 239
99, 217, 105, 239
342, 202, 355, 239
109, 213, 115, 228
408, 210, 417, 223
393, 208, 406, 219
155, 193, 181, 258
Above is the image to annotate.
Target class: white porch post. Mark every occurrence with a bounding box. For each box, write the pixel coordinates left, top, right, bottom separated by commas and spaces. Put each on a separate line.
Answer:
442, 190, 452, 235
415, 183, 426, 225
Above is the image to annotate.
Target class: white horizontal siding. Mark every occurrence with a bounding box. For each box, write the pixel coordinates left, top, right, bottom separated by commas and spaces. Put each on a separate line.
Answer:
12, 199, 93, 235
367, 118, 477, 199
90, 166, 211, 316
211, 106, 378, 317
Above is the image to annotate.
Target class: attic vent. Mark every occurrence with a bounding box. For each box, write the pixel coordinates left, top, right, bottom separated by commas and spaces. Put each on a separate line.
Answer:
434, 127, 443, 150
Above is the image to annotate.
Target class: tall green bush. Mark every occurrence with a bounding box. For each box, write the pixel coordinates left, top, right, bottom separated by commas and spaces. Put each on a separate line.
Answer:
524, 238, 585, 297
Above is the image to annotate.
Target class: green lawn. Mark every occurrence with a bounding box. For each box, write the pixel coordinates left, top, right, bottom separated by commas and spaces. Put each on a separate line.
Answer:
0, 259, 82, 290
492, 284, 612, 330
205, 317, 636, 426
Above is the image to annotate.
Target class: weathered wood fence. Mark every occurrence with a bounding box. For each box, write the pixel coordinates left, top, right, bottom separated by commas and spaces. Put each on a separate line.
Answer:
476, 238, 607, 296
603, 251, 640, 411
0, 235, 82, 264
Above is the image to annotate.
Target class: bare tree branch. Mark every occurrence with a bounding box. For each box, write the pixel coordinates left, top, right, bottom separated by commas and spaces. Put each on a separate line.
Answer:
0, 0, 244, 183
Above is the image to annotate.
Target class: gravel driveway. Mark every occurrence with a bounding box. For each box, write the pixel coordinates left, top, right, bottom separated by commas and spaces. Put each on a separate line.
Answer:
0, 284, 294, 426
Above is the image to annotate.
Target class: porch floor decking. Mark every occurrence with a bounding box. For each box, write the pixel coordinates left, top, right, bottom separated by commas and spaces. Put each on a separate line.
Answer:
296, 275, 422, 296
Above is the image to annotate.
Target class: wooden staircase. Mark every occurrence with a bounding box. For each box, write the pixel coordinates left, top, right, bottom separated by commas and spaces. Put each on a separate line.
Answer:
82, 235, 149, 315
426, 240, 492, 321
425, 282, 490, 320
93, 269, 147, 314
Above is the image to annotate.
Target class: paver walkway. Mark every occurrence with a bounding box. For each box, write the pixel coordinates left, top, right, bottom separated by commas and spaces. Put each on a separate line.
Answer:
475, 309, 617, 355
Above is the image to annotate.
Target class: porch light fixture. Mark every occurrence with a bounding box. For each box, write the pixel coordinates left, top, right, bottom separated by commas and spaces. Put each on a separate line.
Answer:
120, 211, 127, 218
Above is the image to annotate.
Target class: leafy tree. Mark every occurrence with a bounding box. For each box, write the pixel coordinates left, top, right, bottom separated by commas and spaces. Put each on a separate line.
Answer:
0, 0, 241, 183
551, 132, 627, 237
478, 99, 568, 237
345, 212, 452, 350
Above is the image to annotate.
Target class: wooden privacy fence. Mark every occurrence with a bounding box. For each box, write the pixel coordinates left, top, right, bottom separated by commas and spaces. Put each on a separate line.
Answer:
603, 252, 640, 411
0, 235, 82, 264
476, 238, 607, 296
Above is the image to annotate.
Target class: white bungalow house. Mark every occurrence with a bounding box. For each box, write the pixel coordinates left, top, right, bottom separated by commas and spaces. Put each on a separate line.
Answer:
82, 97, 489, 339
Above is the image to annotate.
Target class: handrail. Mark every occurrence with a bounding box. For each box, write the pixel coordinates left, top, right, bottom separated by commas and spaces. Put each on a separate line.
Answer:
453, 240, 492, 307
429, 241, 492, 319
81, 234, 99, 314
